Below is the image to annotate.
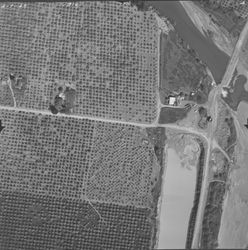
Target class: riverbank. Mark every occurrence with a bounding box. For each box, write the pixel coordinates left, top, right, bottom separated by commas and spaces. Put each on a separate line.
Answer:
185, 139, 205, 249
180, 1, 235, 57
147, 1, 229, 83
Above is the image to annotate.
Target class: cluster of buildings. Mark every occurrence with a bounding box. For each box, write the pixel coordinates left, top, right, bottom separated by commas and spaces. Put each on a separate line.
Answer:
166, 93, 185, 106
210, 0, 248, 18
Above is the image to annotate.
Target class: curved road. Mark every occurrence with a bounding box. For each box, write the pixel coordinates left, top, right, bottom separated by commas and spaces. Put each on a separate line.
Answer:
191, 16, 248, 249
1, 10, 248, 248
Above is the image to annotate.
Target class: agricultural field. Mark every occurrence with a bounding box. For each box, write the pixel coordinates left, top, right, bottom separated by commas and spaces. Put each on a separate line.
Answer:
0, 109, 167, 249
159, 30, 212, 104
0, 109, 165, 208
85, 122, 163, 207
0, 109, 95, 199
0, 1, 221, 249
0, 191, 154, 250
0, 2, 159, 123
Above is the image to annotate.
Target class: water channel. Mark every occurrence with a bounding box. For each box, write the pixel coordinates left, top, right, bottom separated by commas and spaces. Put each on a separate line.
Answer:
144, 1, 231, 247
147, 0, 230, 83
157, 148, 197, 249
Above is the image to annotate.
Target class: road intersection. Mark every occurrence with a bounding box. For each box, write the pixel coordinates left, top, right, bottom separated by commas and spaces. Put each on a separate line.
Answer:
191, 16, 248, 249
1, 12, 247, 249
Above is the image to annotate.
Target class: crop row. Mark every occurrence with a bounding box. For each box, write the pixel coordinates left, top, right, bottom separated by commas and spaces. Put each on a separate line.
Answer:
0, 2, 159, 123
0, 109, 162, 208
0, 190, 154, 250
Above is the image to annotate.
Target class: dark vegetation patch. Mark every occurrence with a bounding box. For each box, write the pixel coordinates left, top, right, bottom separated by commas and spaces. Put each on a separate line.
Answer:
197, 106, 212, 129
200, 181, 226, 249
186, 139, 205, 249
0, 120, 4, 133
222, 74, 248, 111
215, 107, 237, 158
50, 86, 76, 115
115, 0, 148, 11
159, 31, 212, 105
146, 127, 166, 166
130, 0, 147, 11
225, 116, 237, 156
0, 190, 154, 250
145, 127, 167, 249
158, 106, 191, 124
198, 106, 208, 129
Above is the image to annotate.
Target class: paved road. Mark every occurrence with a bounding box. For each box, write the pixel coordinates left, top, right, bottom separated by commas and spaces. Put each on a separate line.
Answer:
191, 17, 248, 249
221, 18, 248, 88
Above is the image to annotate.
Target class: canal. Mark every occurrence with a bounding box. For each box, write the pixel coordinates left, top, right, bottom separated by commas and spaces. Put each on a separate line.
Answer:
157, 147, 197, 249
147, 1, 230, 83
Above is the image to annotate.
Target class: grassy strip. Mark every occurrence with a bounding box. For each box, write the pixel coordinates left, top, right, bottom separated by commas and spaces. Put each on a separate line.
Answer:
225, 116, 237, 157
200, 181, 226, 249
145, 127, 167, 249
158, 106, 191, 124
185, 139, 205, 249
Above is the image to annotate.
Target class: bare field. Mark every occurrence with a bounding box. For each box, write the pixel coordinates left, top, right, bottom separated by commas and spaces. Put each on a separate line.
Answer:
0, 2, 159, 123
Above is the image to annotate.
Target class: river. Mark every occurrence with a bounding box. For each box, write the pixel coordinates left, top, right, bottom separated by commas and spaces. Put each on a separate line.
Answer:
147, 1, 230, 83
157, 148, 197, 249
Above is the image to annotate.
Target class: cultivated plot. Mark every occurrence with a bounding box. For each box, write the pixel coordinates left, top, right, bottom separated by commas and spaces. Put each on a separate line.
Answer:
0, 2, 159, 123
0, 109, 164, 208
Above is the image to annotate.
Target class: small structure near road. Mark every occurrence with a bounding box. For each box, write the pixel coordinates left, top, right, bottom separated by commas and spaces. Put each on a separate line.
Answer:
169, 96, 176, 105
166, 93, 185, 106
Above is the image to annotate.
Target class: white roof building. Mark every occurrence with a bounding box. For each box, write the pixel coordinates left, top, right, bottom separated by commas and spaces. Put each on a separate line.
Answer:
169, 96, 176, 105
